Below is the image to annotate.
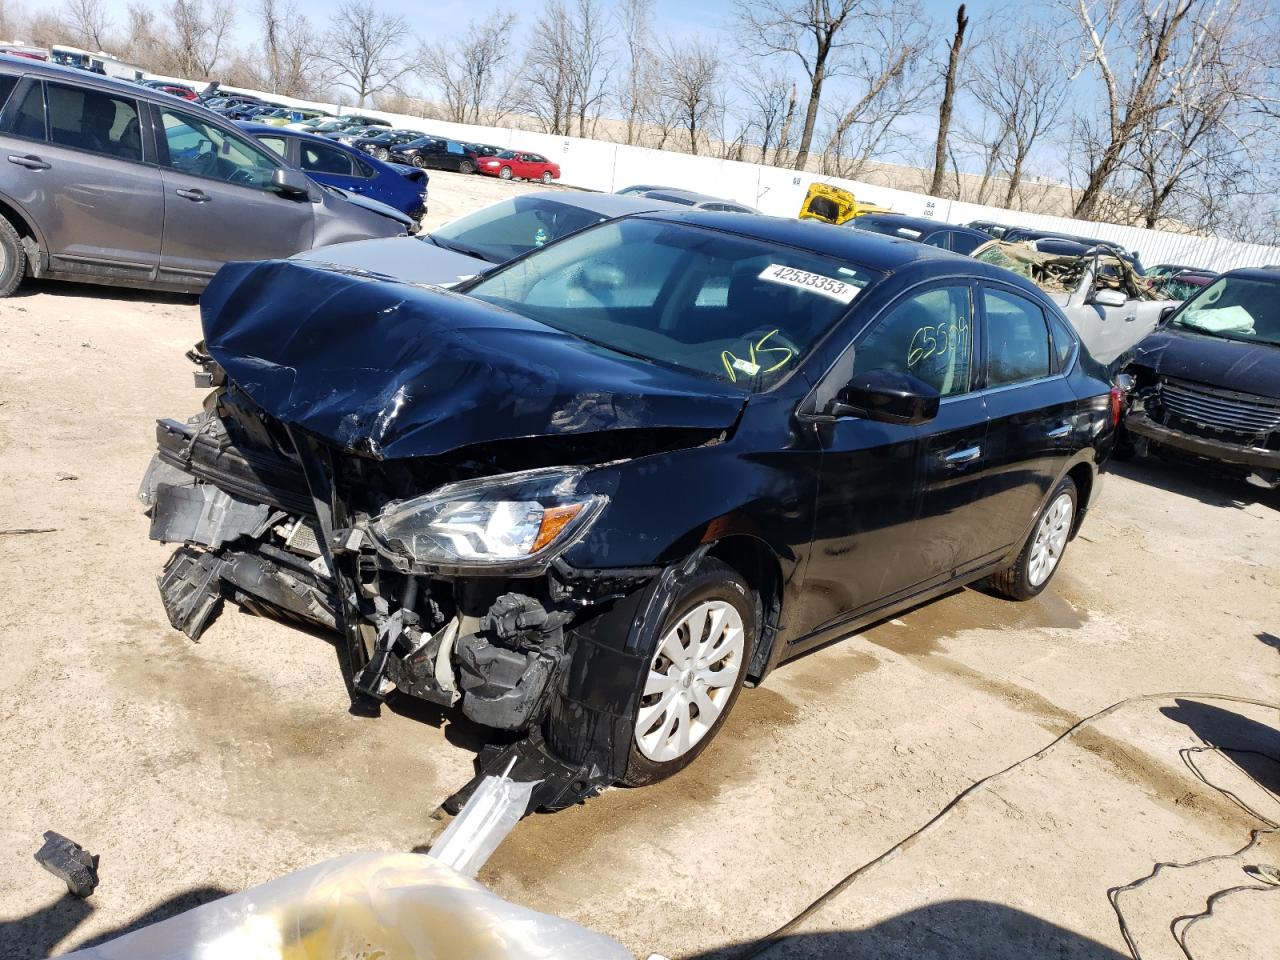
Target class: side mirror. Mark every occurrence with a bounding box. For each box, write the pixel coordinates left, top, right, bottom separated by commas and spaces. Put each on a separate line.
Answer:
1092, 288, 1127, 308
831, 369, 940, 426
272, 167, 313, 198
1159, 304, 1177, 322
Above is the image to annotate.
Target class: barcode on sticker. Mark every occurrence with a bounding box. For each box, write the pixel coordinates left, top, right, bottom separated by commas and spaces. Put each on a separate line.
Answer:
759, 264, 859, 303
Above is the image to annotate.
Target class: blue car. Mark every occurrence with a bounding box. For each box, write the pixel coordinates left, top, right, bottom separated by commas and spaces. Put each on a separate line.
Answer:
239, 122, 429, 222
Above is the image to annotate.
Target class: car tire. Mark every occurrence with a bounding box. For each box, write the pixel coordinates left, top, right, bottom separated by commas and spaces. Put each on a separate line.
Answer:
375, 148, 389, 160
986, 476, 1078, 601
459, 159, 475, 174
621, 558, 755, 787
0, 215, 27, 298
411, 155, 426, 168
499, 165, 513, 180
541, 171, 553, 184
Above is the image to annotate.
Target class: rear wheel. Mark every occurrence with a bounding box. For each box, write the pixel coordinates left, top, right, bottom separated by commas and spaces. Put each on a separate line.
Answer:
0, 216, 26, 298
459, 159, 475, 174
987, 477, 1078, 600
374, 148, 389, 160
499, 165, 513, 180
541, 170, 553, 184
622, 558, 754, 786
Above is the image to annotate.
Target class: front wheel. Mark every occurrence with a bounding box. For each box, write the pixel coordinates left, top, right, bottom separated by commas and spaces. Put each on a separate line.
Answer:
498, 165, 513, 180
411, 156, 426, 168
986, 477, 1078, 600
622, 558, 754, 786
375, 148, 389, 160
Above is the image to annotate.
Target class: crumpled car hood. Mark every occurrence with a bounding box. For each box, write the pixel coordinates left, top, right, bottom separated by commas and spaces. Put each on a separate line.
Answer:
200, 260, 749, 459
1131, 328, 1280, 399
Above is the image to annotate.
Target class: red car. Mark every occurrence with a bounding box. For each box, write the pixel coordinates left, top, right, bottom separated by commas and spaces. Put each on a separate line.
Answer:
477, 150, 561, 183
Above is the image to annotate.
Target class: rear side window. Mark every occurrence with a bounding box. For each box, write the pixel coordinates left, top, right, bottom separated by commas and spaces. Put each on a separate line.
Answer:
922, 231, 950, 249
984, 287, 1052, 387
354, 157, 375, 178
301, 142, 353, 175
0, 75, 18, 113
6, 81, 46, 140
950, 232, 985, 256
46, 83, 142, 162
1048, 311, 1077, 371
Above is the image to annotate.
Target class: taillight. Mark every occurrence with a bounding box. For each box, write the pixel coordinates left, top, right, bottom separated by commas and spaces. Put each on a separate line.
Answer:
1109, 385, 1124, 426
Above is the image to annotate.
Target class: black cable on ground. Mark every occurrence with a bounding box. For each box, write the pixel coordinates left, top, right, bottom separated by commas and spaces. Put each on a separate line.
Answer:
726, 691, 1279, 960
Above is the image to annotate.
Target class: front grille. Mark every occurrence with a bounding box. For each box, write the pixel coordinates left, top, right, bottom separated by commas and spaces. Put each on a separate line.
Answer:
1158, 378, 1280, 441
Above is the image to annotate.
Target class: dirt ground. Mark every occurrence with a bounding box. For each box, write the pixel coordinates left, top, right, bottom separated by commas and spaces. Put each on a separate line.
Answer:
1, 170, 1277, 960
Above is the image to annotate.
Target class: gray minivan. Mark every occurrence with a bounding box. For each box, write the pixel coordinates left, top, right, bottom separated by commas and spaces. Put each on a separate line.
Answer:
0, 57, 410, 296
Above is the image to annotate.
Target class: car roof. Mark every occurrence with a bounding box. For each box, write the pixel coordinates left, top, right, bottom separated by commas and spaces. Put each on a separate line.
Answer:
239, 121, 363, 151
852, 213, 986, 236
635, 210, 990, 274
1220, 268, 1280, 282
642, 188, 739, 204
0, 53, 188, 100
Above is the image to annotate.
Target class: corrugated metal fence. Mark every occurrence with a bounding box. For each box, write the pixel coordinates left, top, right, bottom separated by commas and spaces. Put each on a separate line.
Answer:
193, 79, 1280, 274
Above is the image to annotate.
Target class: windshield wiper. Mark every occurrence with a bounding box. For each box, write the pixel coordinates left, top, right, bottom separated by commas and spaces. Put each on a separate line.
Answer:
427, 235, 499, 263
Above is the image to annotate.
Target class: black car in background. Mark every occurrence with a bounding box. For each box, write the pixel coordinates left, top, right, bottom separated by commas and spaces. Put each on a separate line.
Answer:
353, 130, 426, 160
1120, 269, 1280, 488
849, 213, 993, 256
142, 212, 1117, 812
390, 136, 486, 172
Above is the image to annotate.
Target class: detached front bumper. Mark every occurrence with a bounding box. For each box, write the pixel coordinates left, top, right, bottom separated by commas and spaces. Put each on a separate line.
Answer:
1125, 411, 1280, 471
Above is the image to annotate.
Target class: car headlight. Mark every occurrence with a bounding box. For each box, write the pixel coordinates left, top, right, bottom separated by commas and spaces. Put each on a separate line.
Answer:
369, 467, 606, 569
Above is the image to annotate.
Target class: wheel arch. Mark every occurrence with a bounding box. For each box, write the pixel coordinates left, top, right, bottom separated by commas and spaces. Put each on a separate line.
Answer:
1065, 460, 1095, 538
704, 534, 784, 683
0, 193, 44, 272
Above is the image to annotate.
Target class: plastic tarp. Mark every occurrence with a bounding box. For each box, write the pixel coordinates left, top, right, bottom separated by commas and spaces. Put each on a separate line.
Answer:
973, 240, 1171, 300
63, 853, 634, 960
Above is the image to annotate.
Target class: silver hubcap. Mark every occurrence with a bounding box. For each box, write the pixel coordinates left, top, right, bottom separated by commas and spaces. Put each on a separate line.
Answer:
635, 600, 744, 763
1028, 492, 1073, 587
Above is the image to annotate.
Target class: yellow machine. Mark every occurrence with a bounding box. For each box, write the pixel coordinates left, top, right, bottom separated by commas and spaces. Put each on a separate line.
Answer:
798, 182, 892, 225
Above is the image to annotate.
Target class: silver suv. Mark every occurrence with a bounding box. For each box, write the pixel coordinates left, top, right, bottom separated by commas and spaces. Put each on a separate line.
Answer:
0, 57, 410, 296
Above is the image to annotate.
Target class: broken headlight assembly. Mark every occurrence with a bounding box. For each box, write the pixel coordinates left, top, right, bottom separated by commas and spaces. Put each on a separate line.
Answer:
369, 467, 607, 572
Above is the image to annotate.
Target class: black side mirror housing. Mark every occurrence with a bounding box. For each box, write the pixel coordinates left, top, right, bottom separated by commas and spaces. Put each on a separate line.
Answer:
272, 167, 313, 198
1159, 304, 1177, 322
831, 369, 940, 425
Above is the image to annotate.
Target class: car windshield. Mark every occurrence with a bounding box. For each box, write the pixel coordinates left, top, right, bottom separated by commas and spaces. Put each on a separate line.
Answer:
1169, 275, 1280, 346
431, 197, 613, 264
466, 218, 881, 390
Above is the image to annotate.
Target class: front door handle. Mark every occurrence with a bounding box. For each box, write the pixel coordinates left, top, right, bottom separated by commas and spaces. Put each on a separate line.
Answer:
943, 445, 982, 465
1047, 423, 1072, 439
7, 154, 50, 170
175, 188, 210, 202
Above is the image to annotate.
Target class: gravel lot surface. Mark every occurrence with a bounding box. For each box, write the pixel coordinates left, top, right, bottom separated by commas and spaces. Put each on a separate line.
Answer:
2, 170, 1277, 958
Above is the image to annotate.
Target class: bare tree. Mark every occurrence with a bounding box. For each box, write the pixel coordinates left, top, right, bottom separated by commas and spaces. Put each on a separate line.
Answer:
928, 3, 968, 195
255, 0, 319, 97
166, 0, 234, 78
521, 0, 613, 136
63, 0, 112, 51
657, 37, 721, 156
0, 0, 22, 39
969, 21, 1070, 207
316, 0, 413, 108
615, 0, 656, 145
738, 0, 882, 170
739, 69, 797, 164
421, 12, 518, 124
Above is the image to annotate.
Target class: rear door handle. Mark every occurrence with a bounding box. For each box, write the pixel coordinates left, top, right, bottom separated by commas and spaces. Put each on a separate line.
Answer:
175, 188, 209, 202
7, 154, 50, 170
1047, 423, 1071, 439
943, 445, 982, 465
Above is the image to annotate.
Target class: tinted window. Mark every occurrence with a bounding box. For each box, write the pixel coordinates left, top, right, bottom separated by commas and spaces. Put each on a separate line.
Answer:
353, 157, 375, 178
158, 108, 279, 189
1047, 311, 1077, 371
0, 75, 18, 113
950, 232, 985, 256
301, 142, 353, 175
45, 83, 142, 162
853, 285, 973, 397
468, 218, 880, 390
922, 231, 950, 249
984, 288, 1052, 386
6, 81, 44, 139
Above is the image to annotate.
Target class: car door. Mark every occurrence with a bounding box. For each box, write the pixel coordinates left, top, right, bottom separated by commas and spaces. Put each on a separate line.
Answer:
151, 103, 315, 286
0, 77, 162, 282
799, 281, 987, 634
971, 282, 1079, 560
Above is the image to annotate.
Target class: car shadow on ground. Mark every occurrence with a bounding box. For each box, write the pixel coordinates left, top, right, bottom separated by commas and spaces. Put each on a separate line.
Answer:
0, 884, 228, 959
14, 278, 199, 307
1109, 456, 1279, 511
686, 900, 1128, 959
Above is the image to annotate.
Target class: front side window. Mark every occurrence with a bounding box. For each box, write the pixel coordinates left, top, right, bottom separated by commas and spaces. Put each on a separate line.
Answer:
158, 108, 279, 189
466, 218, 880, 390
984, 287, 1052, 387
257, 135, 288, 158
853, 285, 974, 397
46, 83, 142, 162
301, 142, 353, 176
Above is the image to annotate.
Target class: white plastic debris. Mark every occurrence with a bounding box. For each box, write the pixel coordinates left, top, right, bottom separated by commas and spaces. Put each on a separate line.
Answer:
63, 851, 632, 960
428, 762, 538, 878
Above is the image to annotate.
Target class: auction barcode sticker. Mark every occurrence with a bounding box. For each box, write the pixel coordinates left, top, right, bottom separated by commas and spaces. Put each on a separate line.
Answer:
758, 264, 860, 303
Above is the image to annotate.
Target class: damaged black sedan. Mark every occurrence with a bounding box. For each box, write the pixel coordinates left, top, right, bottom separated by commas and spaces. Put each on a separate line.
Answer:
141, 213, 1117, 811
